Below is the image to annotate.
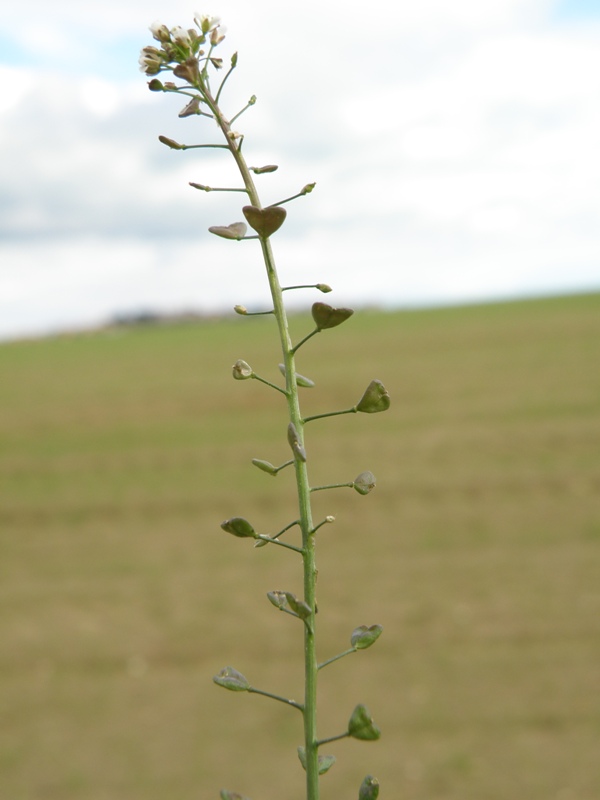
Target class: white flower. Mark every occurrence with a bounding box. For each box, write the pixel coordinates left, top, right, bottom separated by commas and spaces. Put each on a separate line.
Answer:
194, 13, 221, 34
139, 46, 163, 75
171, 26, 192, 46
149, 21, 170, 42
210, 26, 226, 45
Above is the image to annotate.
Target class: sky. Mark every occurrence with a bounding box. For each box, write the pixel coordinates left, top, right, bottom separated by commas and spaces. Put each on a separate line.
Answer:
1, 0, 599, 340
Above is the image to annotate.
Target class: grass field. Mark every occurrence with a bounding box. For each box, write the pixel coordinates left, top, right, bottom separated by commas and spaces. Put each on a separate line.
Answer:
1, 292, 599, 800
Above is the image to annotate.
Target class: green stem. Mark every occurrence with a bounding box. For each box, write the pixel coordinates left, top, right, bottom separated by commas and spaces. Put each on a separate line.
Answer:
282, 284, 323, 292
267, 189, 309, 207
274, 459, 295, 474
317, 648, 356, 670
248, 686, 304, 712
310, 482, 353, 493
189, 183, 247, 192
230, 99, 256, 125
251, 374, 288, 396
292, 328, 320, 354
200, 80, 321, 800
316, 732, 350, 747
304, 407, 357, 423
181, 143, 230, 150
255, 534, 304, 554
215, 62, 236, 105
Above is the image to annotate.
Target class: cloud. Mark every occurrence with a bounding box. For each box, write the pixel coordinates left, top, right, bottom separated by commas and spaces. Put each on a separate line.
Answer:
1, 0, 599, 339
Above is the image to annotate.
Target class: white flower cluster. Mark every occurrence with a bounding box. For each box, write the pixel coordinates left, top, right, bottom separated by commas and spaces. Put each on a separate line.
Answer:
138, 13, 225, 75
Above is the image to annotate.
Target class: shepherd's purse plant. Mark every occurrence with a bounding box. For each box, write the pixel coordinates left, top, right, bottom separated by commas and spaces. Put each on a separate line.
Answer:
140, 14, 390, 800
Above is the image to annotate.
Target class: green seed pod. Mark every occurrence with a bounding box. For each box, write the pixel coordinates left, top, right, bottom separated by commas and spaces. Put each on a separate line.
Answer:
311, 302, 354, 331
232, 359, 253, 380
251, 458, 278, 476
278, 364, 315, 388
351, 624, 383, 650
356, 380, 390, 413
284, 592, 311, 619
287, 422, 307, 462
251, 164, 278, 174
297, 748, 336, 774
358, 775, 380, 800
220, 517, 257, 538
158, 134, 185, 150
213, 666, 250, 691
353, 471, 376, 495
267, 590, 288, 609
178, 96, 201, 117
147, 78, 164, 91
208, 222, 248, 240
318, 755, 336, 775
348, 704, 381, 741
220, 791, 251, 800
316, 283, 332, 293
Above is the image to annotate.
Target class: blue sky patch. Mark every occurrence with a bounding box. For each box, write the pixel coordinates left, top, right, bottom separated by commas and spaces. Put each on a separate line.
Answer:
551, 0, 600, 21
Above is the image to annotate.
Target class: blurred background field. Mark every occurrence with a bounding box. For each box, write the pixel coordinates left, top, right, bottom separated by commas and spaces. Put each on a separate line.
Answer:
1, 292, 599, 800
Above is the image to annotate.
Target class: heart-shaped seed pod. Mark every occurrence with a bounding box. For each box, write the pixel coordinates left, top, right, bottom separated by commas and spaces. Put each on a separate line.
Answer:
242, 205, 287, 237
208, 222, 248, 240
311, 302, 354, 331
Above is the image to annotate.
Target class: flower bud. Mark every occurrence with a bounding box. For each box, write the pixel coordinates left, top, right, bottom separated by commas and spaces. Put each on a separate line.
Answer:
316, 283, 332, 293
234, 305, 248, 315
147, 78, 164, 91
232, 359, 253, 380
301, 182, 316, 194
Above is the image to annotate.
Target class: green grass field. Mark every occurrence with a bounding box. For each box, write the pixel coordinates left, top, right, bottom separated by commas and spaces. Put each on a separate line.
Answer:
1, 292, 599, 800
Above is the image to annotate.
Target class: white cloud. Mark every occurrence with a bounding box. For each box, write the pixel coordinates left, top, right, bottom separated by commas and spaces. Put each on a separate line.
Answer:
1, 0, 599, 339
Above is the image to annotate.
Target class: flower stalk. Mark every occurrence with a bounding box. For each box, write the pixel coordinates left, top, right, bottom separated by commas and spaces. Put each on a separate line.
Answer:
141, 16, 388, 800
